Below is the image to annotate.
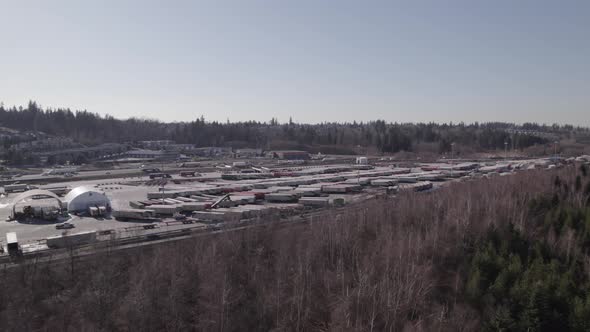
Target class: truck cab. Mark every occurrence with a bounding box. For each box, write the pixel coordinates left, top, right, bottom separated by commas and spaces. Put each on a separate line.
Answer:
6, 232, 20, 256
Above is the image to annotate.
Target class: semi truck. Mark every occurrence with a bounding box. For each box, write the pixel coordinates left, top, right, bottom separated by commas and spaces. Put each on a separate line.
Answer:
41, 167, 78, 176
142, 168, 161, 174
44, 186, 70, 196
6, 232, 20, 256
4, 184, 30, 194
149, 173, 172, 179
180, 171, 198, 177
232, 161, 249, 168
179, 162, 200, 168
112, 209, 156, 221
46, 231, 97, 249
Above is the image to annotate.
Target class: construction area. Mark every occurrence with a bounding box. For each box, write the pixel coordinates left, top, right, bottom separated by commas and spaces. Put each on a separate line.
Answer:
0, 154, 588, 258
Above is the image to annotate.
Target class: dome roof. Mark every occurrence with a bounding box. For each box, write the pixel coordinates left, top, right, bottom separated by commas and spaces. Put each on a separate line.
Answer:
12, 189, 60, 203
11, 189, 62, 218
65, 186, 110, 212
64, 186, 98, 201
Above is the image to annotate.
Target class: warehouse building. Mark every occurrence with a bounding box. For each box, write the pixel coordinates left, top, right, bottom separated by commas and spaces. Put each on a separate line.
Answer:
125, 149, 180, 161
64, 186, 111, 214
10, 189, 63, 219
234, 148, 263, 158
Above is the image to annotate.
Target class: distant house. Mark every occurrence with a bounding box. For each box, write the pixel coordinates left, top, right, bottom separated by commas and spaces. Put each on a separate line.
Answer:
235, 148, 263, 158
270, 150, 310, 160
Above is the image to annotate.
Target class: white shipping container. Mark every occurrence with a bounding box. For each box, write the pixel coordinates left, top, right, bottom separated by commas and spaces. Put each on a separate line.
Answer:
192, 211, 226, 221
149, 204, 181, 215
113, 209, 156, 220
266, 192, 299, 202
371, 179, 397, 187
179, 203, 209, 212
299, 197, 330, 207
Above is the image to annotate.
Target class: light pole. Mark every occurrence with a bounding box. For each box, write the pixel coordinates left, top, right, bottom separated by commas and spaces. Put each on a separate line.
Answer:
554, 141, 558, 157
355, 145, 361, 184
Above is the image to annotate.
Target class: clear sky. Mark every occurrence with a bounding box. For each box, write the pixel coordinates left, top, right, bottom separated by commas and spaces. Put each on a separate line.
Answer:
1, 0, 589, 125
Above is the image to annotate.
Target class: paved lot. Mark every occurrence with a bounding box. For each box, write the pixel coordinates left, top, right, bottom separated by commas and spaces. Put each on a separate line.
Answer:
0, 183, 153, 243
0, 158, 560, 246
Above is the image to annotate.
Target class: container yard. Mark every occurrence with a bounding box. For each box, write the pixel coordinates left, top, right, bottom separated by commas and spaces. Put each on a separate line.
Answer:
0, 155, 579, 255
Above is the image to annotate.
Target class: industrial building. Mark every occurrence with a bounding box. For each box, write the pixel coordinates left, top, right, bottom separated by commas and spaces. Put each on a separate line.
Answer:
35, 143, 127, 164
356, 157, 369, 165
10, 189, 63, 220
270, 150, 310, 160
137, 140, 175, 149
125, 149, 180, 161
64, 186, 111, 214
234, 148, 263, 158
190, 147, 233, 157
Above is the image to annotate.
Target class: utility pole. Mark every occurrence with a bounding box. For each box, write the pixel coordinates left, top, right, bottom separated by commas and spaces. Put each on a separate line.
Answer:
554, 141, 558, 157
504, 141, 508, 161
160, 182, 166, 205
451, 142, 455, 177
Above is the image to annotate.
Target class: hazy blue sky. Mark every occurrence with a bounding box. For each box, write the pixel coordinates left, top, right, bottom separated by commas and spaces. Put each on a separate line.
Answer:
1, 1, 589, 124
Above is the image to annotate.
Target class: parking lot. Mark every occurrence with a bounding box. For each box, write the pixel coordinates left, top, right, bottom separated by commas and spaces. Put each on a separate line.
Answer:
0, 156, 580, 251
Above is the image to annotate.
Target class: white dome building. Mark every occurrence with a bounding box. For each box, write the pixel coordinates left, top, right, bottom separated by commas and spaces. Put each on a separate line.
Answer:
64, 186, 111, 213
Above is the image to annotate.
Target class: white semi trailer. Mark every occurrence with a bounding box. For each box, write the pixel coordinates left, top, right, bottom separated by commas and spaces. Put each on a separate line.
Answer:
112, 209, 156, 221
46, 231, 97, 249
4, 184, 30, 193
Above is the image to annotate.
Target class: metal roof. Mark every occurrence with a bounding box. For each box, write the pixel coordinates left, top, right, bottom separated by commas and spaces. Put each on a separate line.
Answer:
64, 186, 104, 203
12, 189, 60, 203
64, 186, 110, 212
11, 189, 62, 217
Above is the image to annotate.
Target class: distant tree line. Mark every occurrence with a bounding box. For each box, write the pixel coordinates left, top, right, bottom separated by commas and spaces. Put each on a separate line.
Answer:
0, 101, 585, 160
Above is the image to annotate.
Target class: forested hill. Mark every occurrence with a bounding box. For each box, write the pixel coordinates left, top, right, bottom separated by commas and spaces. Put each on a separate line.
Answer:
0, 101, 585, 154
